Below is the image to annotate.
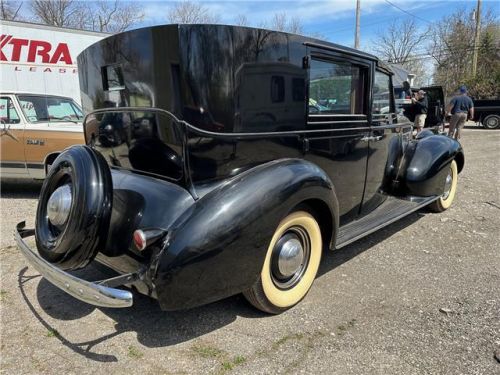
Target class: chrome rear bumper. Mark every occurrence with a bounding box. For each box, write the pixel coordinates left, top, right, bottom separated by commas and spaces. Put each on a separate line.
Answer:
15, 222, 133, 308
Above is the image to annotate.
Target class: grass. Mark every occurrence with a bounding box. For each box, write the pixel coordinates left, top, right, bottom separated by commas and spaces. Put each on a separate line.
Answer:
0, 290, 8, 302
192, 343, 246, 373
191, 344, 224, 359
127, 345, 144, 359
46, 329, 59, 338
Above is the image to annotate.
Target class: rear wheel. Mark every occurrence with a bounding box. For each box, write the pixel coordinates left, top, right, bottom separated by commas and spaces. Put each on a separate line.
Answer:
428, 160, 458, 213
483, 114, 500, 129
35, 146, 112, 270
243, 211, 322, 314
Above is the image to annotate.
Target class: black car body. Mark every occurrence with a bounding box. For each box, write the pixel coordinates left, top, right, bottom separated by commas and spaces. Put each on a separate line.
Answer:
16, 25, 464, 314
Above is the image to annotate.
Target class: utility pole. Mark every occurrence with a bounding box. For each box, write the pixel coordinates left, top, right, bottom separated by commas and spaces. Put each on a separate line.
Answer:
355, 0, 360, 49
472, 0, 482, 77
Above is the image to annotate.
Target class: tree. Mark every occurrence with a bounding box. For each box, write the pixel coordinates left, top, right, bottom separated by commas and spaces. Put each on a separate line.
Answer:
85, 0, 144, 33
30, 0, 144, 33
0, 0, 23, 20
372, 19, 430, 64
234, 11, 306, 35
269, 12, 303, 34
167, 0, 220, 24
371, 19, 430, 86
430, 8, 499, 98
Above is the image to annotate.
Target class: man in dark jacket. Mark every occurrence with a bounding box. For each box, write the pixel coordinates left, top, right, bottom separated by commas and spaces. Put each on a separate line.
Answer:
411, 90, 428, 133
446, 85, 474, 140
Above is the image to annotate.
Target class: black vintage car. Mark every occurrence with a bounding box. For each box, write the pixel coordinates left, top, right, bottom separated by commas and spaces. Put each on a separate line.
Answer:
16, 25, 464, 314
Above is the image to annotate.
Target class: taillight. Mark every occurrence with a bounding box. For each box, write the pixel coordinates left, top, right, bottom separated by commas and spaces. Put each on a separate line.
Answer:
132, 228, 167, 251
133, 230, 147, 251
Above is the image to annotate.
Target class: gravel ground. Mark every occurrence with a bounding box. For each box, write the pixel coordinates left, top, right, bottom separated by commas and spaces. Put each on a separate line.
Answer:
1, 127, 499, 375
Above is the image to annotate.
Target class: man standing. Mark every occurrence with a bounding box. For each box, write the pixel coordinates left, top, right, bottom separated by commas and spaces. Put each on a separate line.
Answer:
411, 90, 428, 133
447, 85, 474, 140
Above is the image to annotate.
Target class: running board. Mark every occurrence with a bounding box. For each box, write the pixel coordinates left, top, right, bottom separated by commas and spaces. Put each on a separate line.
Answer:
335, 195, 439, 249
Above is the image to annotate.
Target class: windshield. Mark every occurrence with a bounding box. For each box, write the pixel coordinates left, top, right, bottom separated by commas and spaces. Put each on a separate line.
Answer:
17, 95, 83, 123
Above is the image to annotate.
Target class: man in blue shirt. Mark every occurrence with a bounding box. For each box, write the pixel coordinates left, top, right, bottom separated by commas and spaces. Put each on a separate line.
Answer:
446, 85, 474, 140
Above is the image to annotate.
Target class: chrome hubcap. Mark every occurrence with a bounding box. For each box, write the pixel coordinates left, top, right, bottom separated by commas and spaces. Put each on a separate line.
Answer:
47, 184, 72, 227
277, 237, 304, 277
271, 227, 310, 289
442, 170, 453, 200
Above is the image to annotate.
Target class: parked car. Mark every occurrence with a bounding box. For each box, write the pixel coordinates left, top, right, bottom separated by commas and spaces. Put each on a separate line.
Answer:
15, 25, 464, 314
0, 92, 84, 179
472, 99, 500, 129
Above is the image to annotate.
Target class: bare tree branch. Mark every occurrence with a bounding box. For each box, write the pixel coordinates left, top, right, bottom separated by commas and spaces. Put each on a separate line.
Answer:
167, 1, 220, 24
30, 0, 143, 32
0, 0, 23, 20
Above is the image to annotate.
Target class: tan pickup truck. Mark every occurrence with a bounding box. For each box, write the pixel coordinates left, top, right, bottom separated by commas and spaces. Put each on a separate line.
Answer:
0, 92, 84, 179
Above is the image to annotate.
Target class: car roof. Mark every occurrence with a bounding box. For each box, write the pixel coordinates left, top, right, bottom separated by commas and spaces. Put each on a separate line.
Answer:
0, 92, 74, 100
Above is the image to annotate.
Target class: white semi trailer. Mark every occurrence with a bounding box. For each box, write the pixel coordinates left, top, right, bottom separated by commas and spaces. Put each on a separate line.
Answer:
0, 19, 108, 104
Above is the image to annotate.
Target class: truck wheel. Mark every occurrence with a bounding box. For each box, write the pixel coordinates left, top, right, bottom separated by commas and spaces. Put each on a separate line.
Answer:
243, 211, 322, 314
483, 114, 500, 129
35, 146, 112, 270
428, 160, 458, 213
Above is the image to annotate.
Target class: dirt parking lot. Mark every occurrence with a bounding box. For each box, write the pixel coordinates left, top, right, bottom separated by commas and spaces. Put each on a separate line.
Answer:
1, 127, 499, 375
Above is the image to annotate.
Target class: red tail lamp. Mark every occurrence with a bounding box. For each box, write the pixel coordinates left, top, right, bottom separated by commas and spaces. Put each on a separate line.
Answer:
133, 228, 167, 251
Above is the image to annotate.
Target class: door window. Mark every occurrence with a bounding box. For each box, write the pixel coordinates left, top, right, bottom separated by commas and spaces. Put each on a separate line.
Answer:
18, 95, 83, 123
0, 97, 20, 124
372, 71, 394, 114
309, 59, 365, 115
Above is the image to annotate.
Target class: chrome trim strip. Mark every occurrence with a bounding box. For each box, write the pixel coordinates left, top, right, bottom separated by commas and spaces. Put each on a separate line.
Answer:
15, 222, 133, 308
304, 41, 378, 61
307, 120, 368, 125
309, 114, 367, 118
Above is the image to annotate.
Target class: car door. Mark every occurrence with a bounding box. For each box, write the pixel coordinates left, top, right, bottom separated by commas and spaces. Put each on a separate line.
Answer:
0, 95, 27, 176
361, 69, 410, 214
303, 53, 371, 225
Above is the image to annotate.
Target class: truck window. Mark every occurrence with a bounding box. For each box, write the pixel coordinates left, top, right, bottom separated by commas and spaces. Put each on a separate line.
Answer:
372, 71, 393, 114
309, 59, 365, 115
18, 95, 83, 123
0, 97, 20, 124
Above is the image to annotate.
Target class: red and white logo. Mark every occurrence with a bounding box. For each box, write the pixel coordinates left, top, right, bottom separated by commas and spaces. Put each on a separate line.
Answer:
0, 34, 73, 65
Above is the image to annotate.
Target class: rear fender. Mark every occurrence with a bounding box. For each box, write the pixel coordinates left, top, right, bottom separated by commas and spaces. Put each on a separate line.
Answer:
153, 158, 339, 310
400, 133, 464, 196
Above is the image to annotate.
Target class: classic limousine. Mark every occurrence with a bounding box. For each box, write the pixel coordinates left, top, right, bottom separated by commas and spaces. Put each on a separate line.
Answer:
16, 24, 464, 314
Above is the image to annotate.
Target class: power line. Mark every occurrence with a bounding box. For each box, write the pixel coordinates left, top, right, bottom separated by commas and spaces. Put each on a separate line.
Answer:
384, 0, 433, 24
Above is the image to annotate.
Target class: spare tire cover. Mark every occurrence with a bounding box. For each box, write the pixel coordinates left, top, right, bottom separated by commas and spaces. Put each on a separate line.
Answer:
35, 146, 112, 270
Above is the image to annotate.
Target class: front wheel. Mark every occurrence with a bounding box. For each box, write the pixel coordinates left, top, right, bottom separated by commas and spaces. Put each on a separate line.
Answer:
483, 114, 500, 129
243, 211, 322, 314
428, 160, 458, 212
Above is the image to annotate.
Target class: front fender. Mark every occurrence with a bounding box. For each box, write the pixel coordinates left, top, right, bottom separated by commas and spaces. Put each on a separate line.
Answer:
153, 158, 338, 310
401, 133, 464, 197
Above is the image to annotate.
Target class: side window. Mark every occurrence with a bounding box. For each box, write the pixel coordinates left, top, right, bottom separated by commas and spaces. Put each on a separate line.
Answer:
18, 99, 39, 122
372, 71, 393, 114
0, 97, 20, 124
309, 59, 365, 115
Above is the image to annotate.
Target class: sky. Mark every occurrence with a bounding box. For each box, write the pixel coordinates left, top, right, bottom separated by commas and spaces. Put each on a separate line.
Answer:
135, 0, 499, 50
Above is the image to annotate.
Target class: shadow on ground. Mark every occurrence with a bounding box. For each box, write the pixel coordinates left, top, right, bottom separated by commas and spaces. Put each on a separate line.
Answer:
1, 179, 42, 199
18, 211, 424, 362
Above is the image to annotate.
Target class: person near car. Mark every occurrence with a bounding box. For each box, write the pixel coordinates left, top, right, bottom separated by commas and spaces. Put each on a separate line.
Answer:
411, 90, 428, 133
446, 85, 474, 140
